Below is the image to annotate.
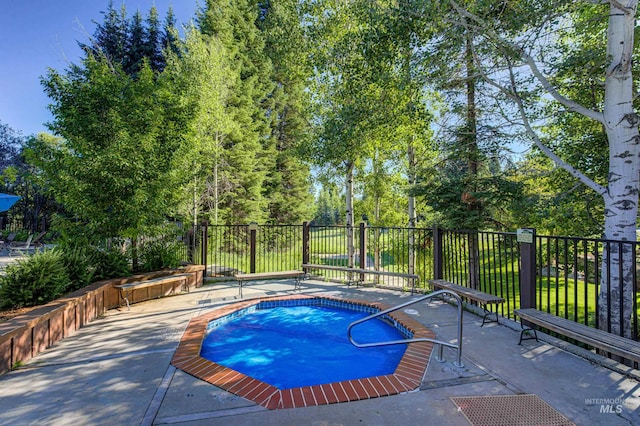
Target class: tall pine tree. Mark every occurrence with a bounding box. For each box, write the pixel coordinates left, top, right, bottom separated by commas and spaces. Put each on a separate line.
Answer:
198, 0, 274, 224
259, 0, 314, 224
80, 1, 177, 76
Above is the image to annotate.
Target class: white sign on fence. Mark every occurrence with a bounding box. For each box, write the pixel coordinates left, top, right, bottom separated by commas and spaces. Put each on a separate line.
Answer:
517, 228, 534, 244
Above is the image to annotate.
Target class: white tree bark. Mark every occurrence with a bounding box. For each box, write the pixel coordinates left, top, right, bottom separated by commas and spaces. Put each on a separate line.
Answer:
408, 139, 417, 277
598, 0, 639, 337
346, 161, 355, 277
450, 0, 639, 337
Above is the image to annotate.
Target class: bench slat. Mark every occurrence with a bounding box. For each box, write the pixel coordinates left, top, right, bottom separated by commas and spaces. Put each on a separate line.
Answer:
235, 271, 303, 281
114, 274, 190, 290
234, 270, 304, 298
515, 308, 640, 363
427, 279, 504, 327
428, 279, 504, 304
303, 263, 419, 294
113, 273, 191, 310
302, 264, 418, 279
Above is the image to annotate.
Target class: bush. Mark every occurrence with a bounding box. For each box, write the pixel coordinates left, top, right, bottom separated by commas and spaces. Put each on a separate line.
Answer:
90, 244, 132, 281
137, 237, 183, 272
0, 249, 69, 309
61, 244, 95, 292
0, 234, 183, 310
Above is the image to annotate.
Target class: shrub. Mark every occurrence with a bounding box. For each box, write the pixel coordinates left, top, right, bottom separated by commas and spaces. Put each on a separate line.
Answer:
61, 244, 95, 292
90, 244, 132, 281
0, 249, 69, 309
137, 237, 183, 272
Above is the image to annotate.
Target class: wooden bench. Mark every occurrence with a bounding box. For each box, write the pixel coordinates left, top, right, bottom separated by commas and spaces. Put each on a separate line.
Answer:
303, 263, 419, 293
114, 273, 190, 310
428, 279, 505, 326
234, 270, 305, 298
514, 308, 640, 364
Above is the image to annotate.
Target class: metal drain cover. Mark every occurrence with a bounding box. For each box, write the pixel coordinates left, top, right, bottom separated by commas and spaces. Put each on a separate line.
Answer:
451, 394, 575, 426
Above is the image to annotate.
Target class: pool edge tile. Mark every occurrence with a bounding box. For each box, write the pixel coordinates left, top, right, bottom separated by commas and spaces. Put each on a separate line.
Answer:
173, 294, 434, 409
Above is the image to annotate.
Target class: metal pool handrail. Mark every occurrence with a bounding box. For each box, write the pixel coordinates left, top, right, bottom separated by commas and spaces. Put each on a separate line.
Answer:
347, 290, 464, 368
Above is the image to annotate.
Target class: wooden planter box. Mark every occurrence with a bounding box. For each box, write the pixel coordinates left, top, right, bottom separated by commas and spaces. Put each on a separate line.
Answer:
0, 265, 204, 375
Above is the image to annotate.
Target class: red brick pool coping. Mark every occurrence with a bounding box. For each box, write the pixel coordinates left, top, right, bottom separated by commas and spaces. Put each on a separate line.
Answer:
171, 294, 435, 409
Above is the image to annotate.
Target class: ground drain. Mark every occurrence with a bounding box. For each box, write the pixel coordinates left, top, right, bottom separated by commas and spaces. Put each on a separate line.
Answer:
450, 394, 575, 426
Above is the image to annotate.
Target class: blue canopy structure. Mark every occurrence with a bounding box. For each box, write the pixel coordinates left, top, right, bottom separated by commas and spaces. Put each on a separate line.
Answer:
0, 193, 20, 212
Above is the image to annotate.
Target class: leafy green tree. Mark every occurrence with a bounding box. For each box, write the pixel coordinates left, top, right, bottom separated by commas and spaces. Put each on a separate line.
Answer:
144, 6, 165, 72
314, 185, 344, 226
163, 27, 236, 226
0, 123, 59, 233
38, 57, 188, 255
161, 6, 180, 58
436, 0, 640, 336
0, 120, 21, 173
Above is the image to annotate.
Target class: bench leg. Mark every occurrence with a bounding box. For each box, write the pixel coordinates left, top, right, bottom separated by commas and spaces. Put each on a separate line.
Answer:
238, 280, 243, 298
481, 305, 499, 327
518, 321, 538, 345
119, 290, 131, 311
294, 276, 301, 291
432, 288, 446, 302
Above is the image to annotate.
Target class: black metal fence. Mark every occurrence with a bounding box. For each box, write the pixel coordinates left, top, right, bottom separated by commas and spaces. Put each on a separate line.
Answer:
435, 229, 640, 342
179, 223, 639, 343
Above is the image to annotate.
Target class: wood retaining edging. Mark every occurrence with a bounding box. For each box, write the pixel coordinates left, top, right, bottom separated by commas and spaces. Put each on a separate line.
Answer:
0, 264, 204, 375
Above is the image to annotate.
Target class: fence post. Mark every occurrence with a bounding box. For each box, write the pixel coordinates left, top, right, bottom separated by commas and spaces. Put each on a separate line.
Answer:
359, 222, 367, 283
200, 221, 208, 277
518, 228, 537, 309
249, 223, 257, 273
433, 226, 443, 280
302, 222, 309, 272
187, 225, 195, 264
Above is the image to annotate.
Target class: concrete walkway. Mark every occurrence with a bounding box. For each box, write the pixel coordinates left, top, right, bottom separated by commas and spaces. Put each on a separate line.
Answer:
0, 279, 639, 425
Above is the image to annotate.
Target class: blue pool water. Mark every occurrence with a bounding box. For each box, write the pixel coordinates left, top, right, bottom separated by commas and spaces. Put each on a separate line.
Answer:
200, 305, 407, 390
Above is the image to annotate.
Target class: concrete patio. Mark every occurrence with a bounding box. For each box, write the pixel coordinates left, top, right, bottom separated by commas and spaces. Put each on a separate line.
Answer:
0, 277, 639, 425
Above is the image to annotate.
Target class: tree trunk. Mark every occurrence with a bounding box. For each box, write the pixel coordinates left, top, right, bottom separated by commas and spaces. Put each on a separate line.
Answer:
465, 30, 481, 291
598, 1, 640, 338
214, 131, 221, 226
408, 138, 417, 277
346, 161, 355, 280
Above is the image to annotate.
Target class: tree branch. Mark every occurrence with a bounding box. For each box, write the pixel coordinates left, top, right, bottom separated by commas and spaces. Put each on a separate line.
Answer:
448, 0, 605, 124
452, 13, 607, 196
609, 0, 635, 13
505, 59, 607, 196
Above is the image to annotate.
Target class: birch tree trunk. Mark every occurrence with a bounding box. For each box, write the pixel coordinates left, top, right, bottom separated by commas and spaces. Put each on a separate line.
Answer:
346, 161, 355, 280
598, 0, 640, 337
464, 31, 480, 291
408, 139, 417, 277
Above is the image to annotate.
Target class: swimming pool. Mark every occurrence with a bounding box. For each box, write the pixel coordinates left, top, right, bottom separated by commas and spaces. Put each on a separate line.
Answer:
200, 304, 407, 389
172, 295, 435, 409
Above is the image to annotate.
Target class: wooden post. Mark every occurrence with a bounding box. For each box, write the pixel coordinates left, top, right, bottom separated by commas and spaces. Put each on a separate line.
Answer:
433, 226, 443, 280
359, 222, 367, 283
200, 221, 209, 277
302, 222, 310, 273
249, 223, 257, 274
518, 228, 537, 309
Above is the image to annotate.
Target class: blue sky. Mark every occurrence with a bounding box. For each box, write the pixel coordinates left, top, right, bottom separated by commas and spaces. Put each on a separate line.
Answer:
0, 1, 199, 137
